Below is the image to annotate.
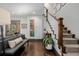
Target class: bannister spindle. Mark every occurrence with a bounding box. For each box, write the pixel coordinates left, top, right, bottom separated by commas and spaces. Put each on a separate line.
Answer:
58, 17, 64, 56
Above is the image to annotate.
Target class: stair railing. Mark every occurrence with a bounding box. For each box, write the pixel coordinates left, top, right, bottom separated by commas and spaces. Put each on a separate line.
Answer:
54, 3, 66, 15
44, 7, 58, 22
45, 8, 56, 39
44, 3, 66, 55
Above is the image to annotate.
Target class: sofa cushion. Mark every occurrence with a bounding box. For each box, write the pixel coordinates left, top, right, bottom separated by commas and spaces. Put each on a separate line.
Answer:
5, 39, 28, 55
8, 37, 23, 48
15, 37, 23, 45
8, 40, 16, 48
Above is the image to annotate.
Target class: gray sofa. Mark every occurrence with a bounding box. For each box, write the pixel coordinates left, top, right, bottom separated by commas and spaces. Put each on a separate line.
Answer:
0, 34, 28, 56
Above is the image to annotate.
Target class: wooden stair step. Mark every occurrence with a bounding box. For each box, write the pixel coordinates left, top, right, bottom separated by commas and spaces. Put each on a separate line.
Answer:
64, 27, 67, 30
64, 44, 79, 53
63, 38, 76, 40
63, 33, 75, 38
63, 33, 72, 35
64, 52, 79, 56
63, 30, 68, 33
63, 30, 71, 34
65, 44, 79, 48
63, 38, 78, 44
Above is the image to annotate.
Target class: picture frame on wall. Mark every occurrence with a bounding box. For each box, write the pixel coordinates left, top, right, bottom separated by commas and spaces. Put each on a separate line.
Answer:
21, 24, 27, 29
30, 19, 35, 37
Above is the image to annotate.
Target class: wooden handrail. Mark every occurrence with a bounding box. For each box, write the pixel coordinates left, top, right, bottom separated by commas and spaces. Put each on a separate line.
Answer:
58, 17, 64, 56
44, 3, 66, 22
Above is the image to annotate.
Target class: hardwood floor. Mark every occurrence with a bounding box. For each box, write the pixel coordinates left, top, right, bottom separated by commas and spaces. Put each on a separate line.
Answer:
21, 40, 55, 56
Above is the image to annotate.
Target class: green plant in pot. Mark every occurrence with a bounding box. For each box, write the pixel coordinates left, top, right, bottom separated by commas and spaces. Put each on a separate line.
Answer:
43, 33, 54, 50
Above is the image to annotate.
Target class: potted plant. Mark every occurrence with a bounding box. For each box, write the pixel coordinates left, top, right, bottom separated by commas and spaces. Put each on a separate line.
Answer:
43, 33, 54, 50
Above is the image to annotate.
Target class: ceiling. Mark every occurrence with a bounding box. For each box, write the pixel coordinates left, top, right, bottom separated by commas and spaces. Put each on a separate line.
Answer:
0, 3, 44, 16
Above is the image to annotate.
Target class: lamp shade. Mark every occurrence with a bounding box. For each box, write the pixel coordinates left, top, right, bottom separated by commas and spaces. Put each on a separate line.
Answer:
0, 8, 11, 25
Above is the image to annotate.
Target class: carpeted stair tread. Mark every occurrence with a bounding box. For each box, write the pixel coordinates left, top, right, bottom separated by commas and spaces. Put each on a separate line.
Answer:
64, 52, 79, 56
63, 38, 77, 40
64, 44, 79, 48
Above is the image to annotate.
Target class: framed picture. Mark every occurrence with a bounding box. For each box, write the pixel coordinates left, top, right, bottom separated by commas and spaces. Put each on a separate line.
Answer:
21, 24, 27, 29
30, 19, 35, 37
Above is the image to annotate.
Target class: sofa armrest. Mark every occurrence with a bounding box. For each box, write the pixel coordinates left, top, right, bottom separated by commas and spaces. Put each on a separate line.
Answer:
5, 39, 28, 55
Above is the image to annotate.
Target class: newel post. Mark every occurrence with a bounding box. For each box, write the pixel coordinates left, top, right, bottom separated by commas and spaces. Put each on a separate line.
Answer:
58, 17, 64, 55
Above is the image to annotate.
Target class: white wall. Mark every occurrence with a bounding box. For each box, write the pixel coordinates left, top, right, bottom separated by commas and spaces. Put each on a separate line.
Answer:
0, 8, 10, 37
11, 15, 44, 39
0, 8, 10, 25
56, 4, 79, 39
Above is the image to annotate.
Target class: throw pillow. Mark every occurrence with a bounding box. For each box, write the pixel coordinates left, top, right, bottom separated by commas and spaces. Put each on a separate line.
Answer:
8, 40, 16, 48
15, 37, 23, 45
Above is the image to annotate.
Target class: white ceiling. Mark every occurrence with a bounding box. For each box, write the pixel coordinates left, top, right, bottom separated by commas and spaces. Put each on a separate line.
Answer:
0, 3, 44, 16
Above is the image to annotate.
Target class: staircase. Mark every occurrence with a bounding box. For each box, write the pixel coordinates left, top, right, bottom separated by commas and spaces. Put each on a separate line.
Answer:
63, 26, 79, 56
44, 3, 79, 56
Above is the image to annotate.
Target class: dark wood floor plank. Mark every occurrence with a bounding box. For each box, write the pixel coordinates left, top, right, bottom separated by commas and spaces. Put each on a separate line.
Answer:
21, 40, 55, 56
